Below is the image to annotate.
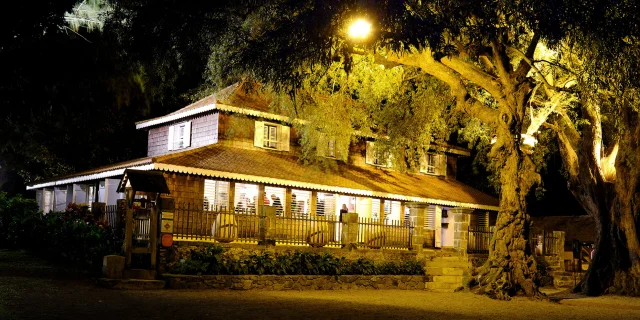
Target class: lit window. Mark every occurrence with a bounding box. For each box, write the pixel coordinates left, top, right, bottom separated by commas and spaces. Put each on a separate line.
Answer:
366, 141, 389, 167
263, 124, 278, 149
168, 121, 191, 151
327, 139, 336, 157
425, 154, 436, 174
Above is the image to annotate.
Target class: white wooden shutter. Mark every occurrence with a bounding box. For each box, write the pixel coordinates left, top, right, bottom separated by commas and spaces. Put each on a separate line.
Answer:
280, 125, 290, 151
167, 125, 175, 151
317, 134, 327, 157
183, 121, 192, 147
435, 154, 446, 176
254, 121, 264, 147
366, 141, 374, 164
35, 190, 43, 211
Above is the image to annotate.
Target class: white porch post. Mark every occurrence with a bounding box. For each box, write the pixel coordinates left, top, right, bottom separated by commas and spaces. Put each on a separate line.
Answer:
434, 205, 443, 247
72, 184, 86, 204
104, 179, 120, 206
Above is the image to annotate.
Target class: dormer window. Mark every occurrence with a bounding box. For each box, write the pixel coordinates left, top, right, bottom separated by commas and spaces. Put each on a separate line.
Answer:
263, 124, 278, 149
327, 139, 336, 157
425, 154, 436, 174
366, 141, 390, 167
317, 134, 337, 158
254, 120, 290, 151
420, 153, 446, 176
168, 121, 191, 151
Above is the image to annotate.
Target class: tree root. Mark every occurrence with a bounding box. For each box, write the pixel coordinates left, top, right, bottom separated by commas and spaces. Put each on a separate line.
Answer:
471, 255, 544, 300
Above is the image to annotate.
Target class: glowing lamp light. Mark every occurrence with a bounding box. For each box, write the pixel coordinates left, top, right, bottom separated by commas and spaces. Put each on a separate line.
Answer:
521, 134, 538, 147
348, 19, 371, 39
489, 134, 537, 147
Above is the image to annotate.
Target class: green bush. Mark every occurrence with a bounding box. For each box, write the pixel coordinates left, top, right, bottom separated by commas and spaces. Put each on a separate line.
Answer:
0, 193, 123, 272
170, 245, 425, 276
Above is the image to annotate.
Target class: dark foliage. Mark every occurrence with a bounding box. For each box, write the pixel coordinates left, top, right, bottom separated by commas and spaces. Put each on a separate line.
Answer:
169, 244, 424, 276
0, 193, 122, 272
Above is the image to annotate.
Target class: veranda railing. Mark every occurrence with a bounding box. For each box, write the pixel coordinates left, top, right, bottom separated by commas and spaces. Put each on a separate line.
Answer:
468, 226, 492, 254
356, 217, 414, 250
274, 214, 343, 247
173, 204, 261, 243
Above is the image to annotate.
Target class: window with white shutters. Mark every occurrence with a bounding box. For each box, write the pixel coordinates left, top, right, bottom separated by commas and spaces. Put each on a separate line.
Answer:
291, 189, 311, 217
168, 121, 192, 151
372, 199, 381, 220
316, 193, 335, 217
203, 180, 230, 211
265, 186, 286, 216
263, 124, 278, 149
420, 153, 446, 176
234, 183, 259, 213
254, 121, 290, 152
366, 141, 389, 167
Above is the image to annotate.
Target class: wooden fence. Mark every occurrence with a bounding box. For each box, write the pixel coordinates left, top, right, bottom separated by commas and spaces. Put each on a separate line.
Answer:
357, 217, 413, 250
468, 226, 492, 254
171, 203, 414, 249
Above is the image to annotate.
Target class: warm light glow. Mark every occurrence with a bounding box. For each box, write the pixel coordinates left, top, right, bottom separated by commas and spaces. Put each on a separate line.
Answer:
348, 19, 371, 39
489, 134, 537, 147
521, 133, 538, 147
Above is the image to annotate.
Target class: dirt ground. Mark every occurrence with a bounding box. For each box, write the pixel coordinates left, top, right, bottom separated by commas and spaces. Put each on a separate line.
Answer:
1, 250, 640, 320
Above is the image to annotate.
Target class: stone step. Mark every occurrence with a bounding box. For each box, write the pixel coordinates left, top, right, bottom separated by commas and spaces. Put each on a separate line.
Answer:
432, 275, 464, 284
425, 281, 463, 292
123, 269, 156, 280
435, 256, 468, 261
425, 267, 465, 276
424, 261, 470, 268
98, 278, 166, 290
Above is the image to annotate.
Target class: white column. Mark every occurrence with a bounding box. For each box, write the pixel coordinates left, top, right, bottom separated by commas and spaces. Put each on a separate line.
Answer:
54, 186, 67, 211
434, 205, 442, 247
66, 185, 73, 204
35, 189, 43, 211
73, 184, 86, 204
104, 179, 120, 206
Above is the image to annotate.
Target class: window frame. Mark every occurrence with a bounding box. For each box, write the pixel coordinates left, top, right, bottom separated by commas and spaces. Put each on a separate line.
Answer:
263, 124, 279, 149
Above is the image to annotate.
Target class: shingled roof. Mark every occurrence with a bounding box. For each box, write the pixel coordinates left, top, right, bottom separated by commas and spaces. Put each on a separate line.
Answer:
135, 82, 280, 129
153, 144, 499, 210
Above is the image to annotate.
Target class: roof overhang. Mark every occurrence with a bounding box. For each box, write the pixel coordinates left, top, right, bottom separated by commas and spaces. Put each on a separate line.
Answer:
26, 163, 155, 190
153, 162, 499, 211
135, 103, 303, 130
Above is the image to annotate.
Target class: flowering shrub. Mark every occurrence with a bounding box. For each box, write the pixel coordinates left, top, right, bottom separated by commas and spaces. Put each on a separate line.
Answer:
169, 245, 424, 276
0, 193, 122, 272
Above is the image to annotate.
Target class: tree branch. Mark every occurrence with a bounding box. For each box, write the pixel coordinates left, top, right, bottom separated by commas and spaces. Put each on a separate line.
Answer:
384, 48, 499, 125
513, 33, 540, 80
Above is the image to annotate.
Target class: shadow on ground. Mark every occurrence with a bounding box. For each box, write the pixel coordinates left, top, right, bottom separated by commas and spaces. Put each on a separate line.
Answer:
1, 250, 640, 320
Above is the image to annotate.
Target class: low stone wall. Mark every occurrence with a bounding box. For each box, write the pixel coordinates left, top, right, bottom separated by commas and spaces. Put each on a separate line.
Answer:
164, 274, 426, 290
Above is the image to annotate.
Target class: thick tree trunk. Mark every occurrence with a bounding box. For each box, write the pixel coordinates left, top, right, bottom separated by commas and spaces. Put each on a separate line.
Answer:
565, 105, 640, 296
577, 190, 640, 295
477, 108, 541, 299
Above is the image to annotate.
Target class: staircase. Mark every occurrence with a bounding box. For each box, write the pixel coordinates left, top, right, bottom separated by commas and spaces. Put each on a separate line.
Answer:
424, 256, 470, 292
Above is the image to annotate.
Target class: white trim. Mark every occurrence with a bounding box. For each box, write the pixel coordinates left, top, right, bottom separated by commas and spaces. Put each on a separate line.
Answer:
153, 163, 499, 211
136, 104, 218, 129
26, 164, 155, 190
135, 103, 305, 130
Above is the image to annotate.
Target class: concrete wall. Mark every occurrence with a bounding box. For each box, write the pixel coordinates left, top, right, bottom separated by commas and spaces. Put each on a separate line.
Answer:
147, 113, 219, 157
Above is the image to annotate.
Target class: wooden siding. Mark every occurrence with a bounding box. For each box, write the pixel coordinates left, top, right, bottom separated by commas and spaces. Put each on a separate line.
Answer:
147, 113, 219, 157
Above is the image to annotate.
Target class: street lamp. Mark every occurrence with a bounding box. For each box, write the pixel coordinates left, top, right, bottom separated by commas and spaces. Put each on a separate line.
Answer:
348, 19, 371, 39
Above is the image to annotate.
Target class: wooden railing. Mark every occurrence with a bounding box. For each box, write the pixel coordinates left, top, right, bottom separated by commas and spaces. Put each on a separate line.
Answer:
274, 214, 342, 247
532, 232, 562, 256
468, 226, 492, 254
173, 204, 261, 243
357, 217, 413, 250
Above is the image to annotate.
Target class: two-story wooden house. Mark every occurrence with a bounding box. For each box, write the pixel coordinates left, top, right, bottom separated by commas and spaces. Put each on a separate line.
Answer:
27, 82, 498, 248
